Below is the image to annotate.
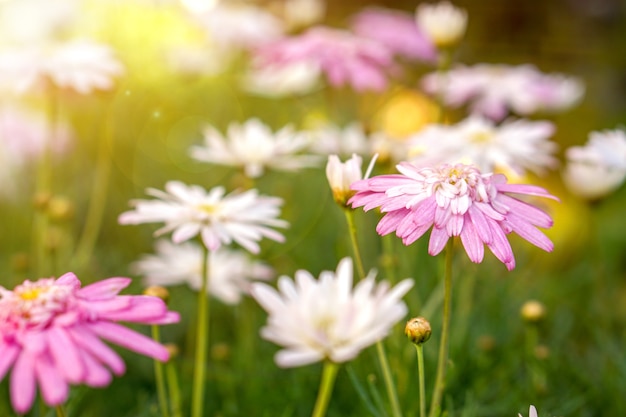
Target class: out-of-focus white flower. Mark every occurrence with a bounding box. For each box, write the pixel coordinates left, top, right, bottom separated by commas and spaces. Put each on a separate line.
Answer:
241, 60, 321, 98
0, 39, 124, 95
563, 129, 626, 200
132, 239, 274, 305
518, 405, 538, 417
421, 64, 584, 120
326, 154, 365, 206
193, 3, 284, 50
190, 118, 321, 178
407, 115, 557, 177
309, 122, 372, 157
283, 0, 326, 29
251, 257, 414, 367
118, 181, 288, 254
415, 1, 467, 48
0, 0, 78, 44
0, 106, 72, 198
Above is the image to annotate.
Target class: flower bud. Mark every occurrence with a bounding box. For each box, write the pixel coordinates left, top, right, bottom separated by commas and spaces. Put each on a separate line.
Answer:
405, 316, 432, 345
326, 154, 363, 206
47, 196, 75, 221
520, 300, 546, 323
416, 1, 468, 49
143, 285, 170, 305
164, 343, 180, 359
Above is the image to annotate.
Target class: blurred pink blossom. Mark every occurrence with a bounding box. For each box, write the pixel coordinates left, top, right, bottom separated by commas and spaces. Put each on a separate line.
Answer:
350, 7, 436, 62
0, 273, 179, 414
253, 26, 394, 92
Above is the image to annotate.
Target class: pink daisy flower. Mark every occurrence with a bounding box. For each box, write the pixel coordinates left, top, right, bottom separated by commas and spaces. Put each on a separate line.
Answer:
253, 26, 394, 92
349, 162, 558, 270
0, 273, 179, 414
350, 7, 436, 62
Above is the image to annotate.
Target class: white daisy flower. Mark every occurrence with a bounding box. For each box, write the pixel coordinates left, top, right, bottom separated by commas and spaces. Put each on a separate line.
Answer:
407, 115, 557, 177
190, 118, 321, 178
118, 181, 288, 254
132, 239, 274, 305
415, 1, 467, 48
251, 257, 414, 367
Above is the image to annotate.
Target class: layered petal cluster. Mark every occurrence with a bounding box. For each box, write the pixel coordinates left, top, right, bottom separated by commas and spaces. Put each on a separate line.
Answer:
0, 273, 179, 414
421, 64, 584, 120
118, 181, 288, 254
251, 257, 413, 367
407, 115, 557, 177
132, 239, 274, 305
253, 26, 394, 92
190, 118, 321, 178
349, 163, 558, 270
0, 39, 124, 95
350, 7, 436, 62
563, 128, 626, 199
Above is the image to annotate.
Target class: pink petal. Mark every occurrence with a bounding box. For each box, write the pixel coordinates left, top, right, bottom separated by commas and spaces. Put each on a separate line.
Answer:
55, 272, 81, 289
10, 351, 36, 414
0, 342, 19, 380
460, 219, 484, 263
67, 326, 125, 375
47, 327, 85, 383
486, 220, 515, 270
504, 213, 554, 252
95, 296, 167, 323
89, 322, 170, 362
467, 205, 493, 244
35, 353, 68, 407
428, 226, 450, 256
496, 183, 559, 200
78, 277, 132, 300
79, 349, 113, 387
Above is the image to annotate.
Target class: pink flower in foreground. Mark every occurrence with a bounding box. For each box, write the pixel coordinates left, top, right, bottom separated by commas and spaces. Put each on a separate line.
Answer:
0, 273, 179, 414
349, 163, 558, 270
350, 7, 436, 62
253, 26, 394, 92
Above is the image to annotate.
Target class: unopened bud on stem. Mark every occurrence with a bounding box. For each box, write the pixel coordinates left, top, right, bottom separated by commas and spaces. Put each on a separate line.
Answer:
405, 316, 432, 345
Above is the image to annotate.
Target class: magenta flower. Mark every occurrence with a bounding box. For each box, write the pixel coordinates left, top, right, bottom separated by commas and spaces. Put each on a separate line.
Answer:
349, 163, 558, 270
350, 7, 436, 62
253, 26, 394, 92
0, 273, 179, 414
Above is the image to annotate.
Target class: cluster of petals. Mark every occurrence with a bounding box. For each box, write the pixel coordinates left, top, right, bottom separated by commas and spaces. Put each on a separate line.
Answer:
415, 1, 468, 48
132, 239, 274, 305
563, 128, 626, 200
251, 257, 414, 367
350, 7, 436, 62
421, 64, 584, 120
118, 181, 288, 254
0, 273, 179, 414
190, 118, 321, 178
349, 162, 558, 270
253, 26, 394, 92
407, 115, 557, 177
0, 39, 124, 95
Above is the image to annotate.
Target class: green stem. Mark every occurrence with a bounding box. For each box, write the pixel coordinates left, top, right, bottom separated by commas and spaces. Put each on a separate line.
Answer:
166, 358, 182, 417
428, 240, 454, 417
73, 109, 114, 272
311, 361, 340, 417
376, 340, 403, 417
151, 325, 170, 417
191, 246, 211, 417
343, 209, 366, 280
415, 344, 426, 417
55, 405, 66, 417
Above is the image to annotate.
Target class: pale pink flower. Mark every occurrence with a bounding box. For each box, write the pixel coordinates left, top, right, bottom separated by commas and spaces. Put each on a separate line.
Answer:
421, 64, 584, 120
350, 7, 436, 62
0, 39, 124, 95
118, 181, 288, 254
132, 239, 274, 305
407, 115, 557, 176
349, 163, 558, 270
0, 273, 179, 414
326, 154, 365, 206
251, 257, 414, 367
253, 26, 394, 92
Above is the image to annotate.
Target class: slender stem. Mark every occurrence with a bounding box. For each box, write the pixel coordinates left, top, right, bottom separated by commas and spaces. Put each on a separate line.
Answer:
343, 209, 366, 280
311, 361, 340, 417
428, 240, 454, 417
415, 344, 426, 417
73, 107, 114, 272
166, 359, 182, 417
191, 246, 211, 417
55, 405, 67, 417
376, 340, 403, 417
343, 208, 402, 417
151, 325, 170, 417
